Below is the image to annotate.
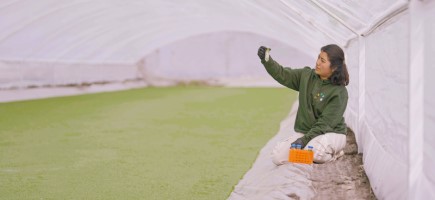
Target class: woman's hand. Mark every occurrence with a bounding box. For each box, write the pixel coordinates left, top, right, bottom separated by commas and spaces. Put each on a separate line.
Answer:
257, 46, 271, 61
291, 138, 305, 149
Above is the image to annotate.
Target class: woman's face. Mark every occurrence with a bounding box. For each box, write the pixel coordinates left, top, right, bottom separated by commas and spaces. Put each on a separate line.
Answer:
315, 51, 333, 80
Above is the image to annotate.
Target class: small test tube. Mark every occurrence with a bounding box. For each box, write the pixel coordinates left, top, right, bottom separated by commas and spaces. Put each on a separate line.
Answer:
307, 146, 314, 151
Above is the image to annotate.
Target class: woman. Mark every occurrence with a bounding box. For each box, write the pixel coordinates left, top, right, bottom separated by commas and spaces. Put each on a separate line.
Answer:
257, 44, 349, 165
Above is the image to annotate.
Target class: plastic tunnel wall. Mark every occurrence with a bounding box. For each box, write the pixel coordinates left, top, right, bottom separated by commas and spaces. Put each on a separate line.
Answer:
0, 1, 434, 199
343, 1, 435, 199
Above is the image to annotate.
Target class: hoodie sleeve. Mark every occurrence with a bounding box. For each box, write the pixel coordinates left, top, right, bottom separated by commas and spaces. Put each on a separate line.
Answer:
261, 57, 306, 91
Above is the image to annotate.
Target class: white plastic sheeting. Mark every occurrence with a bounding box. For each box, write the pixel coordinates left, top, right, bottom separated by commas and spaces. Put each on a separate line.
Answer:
0, 32, 310, 89
409, 1, 435, 199
0, 0, 406, 88
139, 32, 313, 85
1, 0, 434, 199
343, 1, 435, 199
355, 11, 410, 199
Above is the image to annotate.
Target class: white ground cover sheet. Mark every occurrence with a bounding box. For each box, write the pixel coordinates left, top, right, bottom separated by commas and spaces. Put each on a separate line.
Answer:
228, 101, 316, 200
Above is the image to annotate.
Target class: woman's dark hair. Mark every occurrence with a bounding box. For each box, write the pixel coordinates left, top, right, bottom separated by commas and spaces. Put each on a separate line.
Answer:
321, 44, 349, 86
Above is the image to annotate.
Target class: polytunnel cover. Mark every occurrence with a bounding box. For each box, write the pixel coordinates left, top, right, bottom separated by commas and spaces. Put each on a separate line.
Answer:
1, 0, 434, 200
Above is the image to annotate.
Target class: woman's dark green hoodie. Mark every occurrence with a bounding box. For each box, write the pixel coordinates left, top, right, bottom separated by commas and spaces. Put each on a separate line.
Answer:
262, 57, 348, 145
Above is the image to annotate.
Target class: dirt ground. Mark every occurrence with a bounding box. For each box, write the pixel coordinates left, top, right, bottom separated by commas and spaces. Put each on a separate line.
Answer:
311, 129, 377, 200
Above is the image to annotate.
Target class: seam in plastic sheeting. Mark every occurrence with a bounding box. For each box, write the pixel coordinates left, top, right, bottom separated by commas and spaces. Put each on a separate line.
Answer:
357, 36, 366, 153
343, 38, 360, 153
361, 1, 408, 36
308, 0, 359, 36
279, 0, 340, 45
424, 0, 435, 196
408, 0, 424, 198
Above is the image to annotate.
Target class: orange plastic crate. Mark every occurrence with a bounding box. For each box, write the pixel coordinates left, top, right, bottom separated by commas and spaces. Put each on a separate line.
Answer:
288, 149, 314, 164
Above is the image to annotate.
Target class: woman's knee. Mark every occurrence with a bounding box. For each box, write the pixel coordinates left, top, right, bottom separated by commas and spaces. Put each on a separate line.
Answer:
271, 142, 290, 165
308, 133, 346, 163
271, 153, 285, 165
271, 145, 288, 165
